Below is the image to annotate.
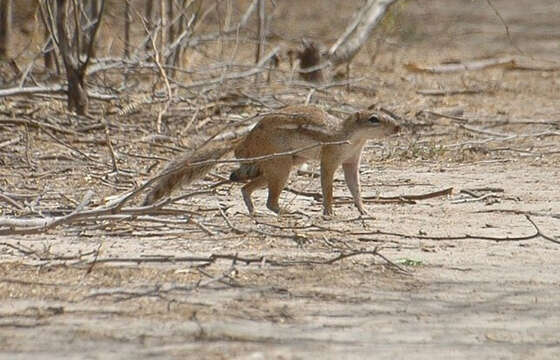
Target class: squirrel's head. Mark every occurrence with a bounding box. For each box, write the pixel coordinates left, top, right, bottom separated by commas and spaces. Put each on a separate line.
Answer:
345, 107, 400, 138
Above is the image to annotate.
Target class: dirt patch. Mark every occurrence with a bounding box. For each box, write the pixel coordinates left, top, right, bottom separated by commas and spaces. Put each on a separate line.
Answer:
1, 1, 560, 359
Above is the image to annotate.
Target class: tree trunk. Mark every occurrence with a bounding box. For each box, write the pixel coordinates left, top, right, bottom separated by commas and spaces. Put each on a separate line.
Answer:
67, 67, 89, 114
53, 0, 104, 115
0, 0, 12, 59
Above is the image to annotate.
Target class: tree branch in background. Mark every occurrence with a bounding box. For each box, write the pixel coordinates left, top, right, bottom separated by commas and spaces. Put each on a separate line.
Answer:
291, 0, 398, 83
328, 0, 399, 66
49, 0, 105, 115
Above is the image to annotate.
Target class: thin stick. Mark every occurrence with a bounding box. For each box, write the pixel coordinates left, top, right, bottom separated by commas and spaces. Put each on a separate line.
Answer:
254, 0, 265, 83
0, 193, 24, 210
485, 0, 525, 56
104, 120, 118, 173
149, 20, 173, 133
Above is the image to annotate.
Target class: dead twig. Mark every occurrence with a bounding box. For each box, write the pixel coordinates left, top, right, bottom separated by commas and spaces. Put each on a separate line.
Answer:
104, 122, 118, 173
0, 242, 35, 255
0, 117, 78, 135
416, 88, 485, 96
417, 109, 468, 123
85, 242, 102, 275
524, 215, 560, 244
458, 124, 510, 138
146, 18, 173, 133
451, 193, 499, 204
171, 46, 280, 91
285, 187, 453, 203
0, 85, 117, 100
0, 137, 20, 149
474, 209, 560, 220
0, 193, 24, 210
357, 215, 558, 245
85, 264, 241, 301
74, 249, 406, 274
218, 207, 246, 234
0, 188, 207, 236
485, 0, 524, 56
39, 126, 100, 163
364, 187, 453, 202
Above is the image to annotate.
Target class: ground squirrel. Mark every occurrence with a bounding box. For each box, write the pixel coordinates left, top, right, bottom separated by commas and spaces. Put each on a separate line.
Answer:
144, 105, 399, 215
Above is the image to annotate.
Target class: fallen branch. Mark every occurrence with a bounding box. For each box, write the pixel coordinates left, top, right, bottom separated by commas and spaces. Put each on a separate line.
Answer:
416, 88, 485, 96
451, 193, 499, 204
0, 137, 21, 149
285, 187, 453, 203
405, 55, 560, 74
364, 187, 453, 201
73, 248, 406, 273
0, 189, 208, 236
85, 265, 240, 301
417, 109, 468, 123
405, 57, 515, 73
0, 85, 117, 100
0, 193, 24, 210
457, 124, 512, 137
475, 209, 560, 220
357, 215, 559, 245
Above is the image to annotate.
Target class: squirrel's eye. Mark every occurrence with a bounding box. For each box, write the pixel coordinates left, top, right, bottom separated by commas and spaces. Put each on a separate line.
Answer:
368, 115, 380, 124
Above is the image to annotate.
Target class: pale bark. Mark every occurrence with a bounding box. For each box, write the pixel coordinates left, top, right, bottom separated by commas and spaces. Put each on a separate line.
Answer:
328, 0, 399, 66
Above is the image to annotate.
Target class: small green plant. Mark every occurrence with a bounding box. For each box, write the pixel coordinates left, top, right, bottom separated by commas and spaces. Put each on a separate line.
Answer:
398, 258, 423, 266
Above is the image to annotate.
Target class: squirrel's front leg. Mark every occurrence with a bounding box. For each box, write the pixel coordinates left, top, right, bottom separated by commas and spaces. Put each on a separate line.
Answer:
342, 152, 367, 215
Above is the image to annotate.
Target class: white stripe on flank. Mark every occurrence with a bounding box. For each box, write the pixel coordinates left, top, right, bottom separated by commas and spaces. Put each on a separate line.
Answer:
274, 124, 333, 137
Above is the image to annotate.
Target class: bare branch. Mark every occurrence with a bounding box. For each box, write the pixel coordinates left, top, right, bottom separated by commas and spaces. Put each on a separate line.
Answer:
81, 0, 105, 72
328, 0, 399, 66
0, 85, 116, 100
485, 0, 525, 56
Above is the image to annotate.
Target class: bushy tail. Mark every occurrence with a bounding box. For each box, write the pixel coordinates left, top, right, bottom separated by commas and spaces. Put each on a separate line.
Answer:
143, 113, 264, 205
143, 141, 234, 205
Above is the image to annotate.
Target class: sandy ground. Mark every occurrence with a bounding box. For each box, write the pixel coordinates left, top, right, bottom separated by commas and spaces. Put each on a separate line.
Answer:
2, 162, 559, 359
1, 0, 560, 359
